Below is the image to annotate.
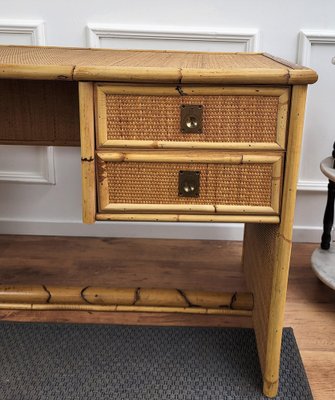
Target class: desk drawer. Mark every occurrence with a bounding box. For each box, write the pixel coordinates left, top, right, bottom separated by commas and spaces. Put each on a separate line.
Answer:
95, 85, 289, 150
96, 151, 283, 216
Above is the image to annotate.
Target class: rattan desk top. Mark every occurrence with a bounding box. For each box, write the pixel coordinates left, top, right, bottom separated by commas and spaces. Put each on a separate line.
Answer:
0, 45, 317, 85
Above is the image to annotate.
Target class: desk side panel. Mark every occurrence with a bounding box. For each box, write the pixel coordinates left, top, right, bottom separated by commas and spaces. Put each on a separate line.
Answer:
0, 80, 80, 146
243, 85, 308, 397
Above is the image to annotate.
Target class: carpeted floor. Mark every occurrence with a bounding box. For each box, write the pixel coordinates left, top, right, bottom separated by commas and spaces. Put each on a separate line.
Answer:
0, 322, 313, 399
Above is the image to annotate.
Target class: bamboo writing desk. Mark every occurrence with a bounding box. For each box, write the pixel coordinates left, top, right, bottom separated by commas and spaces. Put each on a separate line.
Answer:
0, 46, 317, 397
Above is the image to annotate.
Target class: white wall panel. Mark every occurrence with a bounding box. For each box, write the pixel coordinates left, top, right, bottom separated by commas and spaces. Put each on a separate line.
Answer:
0, 146, 55, 184
298, 31, 335, 185
0, 20, 45, 45
87, 24, 259, 51
0, 20, 55, 185
293, 30, 335, 242
0, 1, 334, 241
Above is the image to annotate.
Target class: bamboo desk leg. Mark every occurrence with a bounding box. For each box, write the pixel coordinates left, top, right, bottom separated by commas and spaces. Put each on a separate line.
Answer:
243, 85, 308, 397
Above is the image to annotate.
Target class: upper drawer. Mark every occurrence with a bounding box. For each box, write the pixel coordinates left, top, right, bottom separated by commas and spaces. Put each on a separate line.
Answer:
95, 84, 290, 150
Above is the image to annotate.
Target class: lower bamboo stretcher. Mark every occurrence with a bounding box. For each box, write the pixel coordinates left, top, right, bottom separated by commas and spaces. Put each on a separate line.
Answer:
0, 286, 253, 316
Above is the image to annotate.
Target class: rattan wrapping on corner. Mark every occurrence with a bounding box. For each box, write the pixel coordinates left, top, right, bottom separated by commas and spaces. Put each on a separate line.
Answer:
103, 162, 273, 206
105, 95, 279, 143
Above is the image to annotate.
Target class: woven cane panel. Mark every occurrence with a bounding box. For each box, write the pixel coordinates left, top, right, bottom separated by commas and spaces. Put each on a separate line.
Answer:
0, 47, 287, 69
102, 162, 273, 207
105, 95, 279, 143
215, 164, 273, 206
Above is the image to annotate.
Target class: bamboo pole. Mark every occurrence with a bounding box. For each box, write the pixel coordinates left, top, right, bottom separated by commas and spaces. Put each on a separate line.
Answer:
102, 204, 277, 215
97, 84, 288, 98
75, 66, 317, 85
95, 84, 108, 148
0, 285, 49, 303
96, 151, 282, 165
97, 151, 243, 164
100, 140, 283, 151
96, 214, 280, 223
0, 303, 252, 316
79, 82, 96, 224
181, 68, 289, 84
74, 66, 182, 83
271, 157, 284, 214
276, 88, 290, 148
103, 204, 216, 213
0, 65, 74, 80
0, 285, 253, 316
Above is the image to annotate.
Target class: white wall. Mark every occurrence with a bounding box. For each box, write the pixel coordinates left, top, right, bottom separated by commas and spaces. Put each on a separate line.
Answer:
0, 0, 334, 242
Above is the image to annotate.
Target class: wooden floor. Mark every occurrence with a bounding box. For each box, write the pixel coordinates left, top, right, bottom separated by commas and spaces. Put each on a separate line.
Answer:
0, 235, 334, 399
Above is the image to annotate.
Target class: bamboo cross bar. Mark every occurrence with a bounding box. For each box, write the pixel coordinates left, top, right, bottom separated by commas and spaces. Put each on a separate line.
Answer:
0, 286, 253, 316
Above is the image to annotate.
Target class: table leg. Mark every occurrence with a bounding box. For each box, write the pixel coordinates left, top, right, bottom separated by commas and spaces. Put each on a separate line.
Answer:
321, 179, 335, 250
243, 223, 292, 397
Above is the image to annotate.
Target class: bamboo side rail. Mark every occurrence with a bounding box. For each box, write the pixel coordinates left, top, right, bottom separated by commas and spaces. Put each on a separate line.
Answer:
97, 84, 288, 97
99, 140, 283, 150
75, 66, 317, 85
0, 65, 74, 81
0, 286, 253, 316
96, 213, 280, 223
102, 204, 276, 215
0, 303, 252, 316
96, 151, 283, 164
75, 66, 182, 84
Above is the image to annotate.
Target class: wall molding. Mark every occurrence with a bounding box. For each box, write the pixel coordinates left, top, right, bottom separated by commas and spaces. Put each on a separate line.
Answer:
297, 180, 328, 192
0, 147, 55, 184
0, 19, 45, 45
0, 20, 55, 184
298, 29, 335, 66
87, 24, 260, 51
297, 30, 335, 192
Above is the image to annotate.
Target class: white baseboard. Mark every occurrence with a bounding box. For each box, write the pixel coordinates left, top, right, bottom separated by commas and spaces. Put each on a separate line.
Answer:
0, 219, 326, 243
0, 219, 244, 241
292, 225, 324, 243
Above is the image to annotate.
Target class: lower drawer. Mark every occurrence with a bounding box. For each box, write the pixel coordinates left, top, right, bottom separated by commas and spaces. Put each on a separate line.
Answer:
96, 151, 283, 218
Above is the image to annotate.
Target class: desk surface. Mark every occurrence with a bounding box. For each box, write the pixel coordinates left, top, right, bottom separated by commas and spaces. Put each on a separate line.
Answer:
0, 45, 317, 84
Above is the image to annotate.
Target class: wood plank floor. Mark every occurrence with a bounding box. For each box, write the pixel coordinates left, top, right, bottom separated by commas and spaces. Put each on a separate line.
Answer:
0, 235, 334, 399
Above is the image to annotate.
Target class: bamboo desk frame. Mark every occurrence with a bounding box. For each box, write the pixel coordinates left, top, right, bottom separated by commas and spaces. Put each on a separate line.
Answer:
0, 46, 318, 398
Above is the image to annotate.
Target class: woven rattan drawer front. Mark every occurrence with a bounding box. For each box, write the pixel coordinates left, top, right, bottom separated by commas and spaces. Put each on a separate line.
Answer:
95, 85, 289, 150
96, 151, 283, 217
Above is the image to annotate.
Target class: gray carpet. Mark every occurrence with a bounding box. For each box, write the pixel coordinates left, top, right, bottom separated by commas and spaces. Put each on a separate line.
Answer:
0, 322, 312, 399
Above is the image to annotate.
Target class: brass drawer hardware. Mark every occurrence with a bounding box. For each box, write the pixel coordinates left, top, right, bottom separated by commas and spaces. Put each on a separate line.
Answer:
180, 104, 203, 133
178, 170, 200, 197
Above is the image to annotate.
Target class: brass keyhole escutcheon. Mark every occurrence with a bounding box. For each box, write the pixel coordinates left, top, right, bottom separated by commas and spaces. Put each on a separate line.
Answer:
179, 171, 200, 197
180, 105, 203, 133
